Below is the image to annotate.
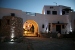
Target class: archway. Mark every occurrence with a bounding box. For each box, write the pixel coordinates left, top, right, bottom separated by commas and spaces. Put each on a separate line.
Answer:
23, 20, 39, 36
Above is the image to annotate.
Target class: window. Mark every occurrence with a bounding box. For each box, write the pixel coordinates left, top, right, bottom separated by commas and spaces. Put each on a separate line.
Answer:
48, 23, 50, 31
50, 6, 53, 9
62, 11, 65, 15
7, 19, 10, 25
57, 21, 60, 24
47, 11, 50, 14
52, 11, 57, 15
11, 13, 15, 16
62, 25, 65, 29
42, 24, 44, 28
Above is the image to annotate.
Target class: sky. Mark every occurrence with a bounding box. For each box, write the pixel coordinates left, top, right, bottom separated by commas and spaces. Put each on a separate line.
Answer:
0, 0, 75, 13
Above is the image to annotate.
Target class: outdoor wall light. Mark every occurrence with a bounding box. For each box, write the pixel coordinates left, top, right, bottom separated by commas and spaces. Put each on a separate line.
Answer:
10, 38, 14, 42
10, 26, 15, 41
11, 33, 14, 38
10, 32, 15, 42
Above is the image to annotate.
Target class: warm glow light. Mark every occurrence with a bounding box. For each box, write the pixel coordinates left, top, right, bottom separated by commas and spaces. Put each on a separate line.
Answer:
24, 31, 27, 33
23, 20, 39, 36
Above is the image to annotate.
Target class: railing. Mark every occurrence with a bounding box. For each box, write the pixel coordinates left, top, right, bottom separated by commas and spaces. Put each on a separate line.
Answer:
26, 12, 36, 16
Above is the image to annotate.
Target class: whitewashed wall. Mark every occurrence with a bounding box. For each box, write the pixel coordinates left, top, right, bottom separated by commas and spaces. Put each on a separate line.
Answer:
0, 7, 71, 34
69, 12, 75, 31
0, 7, 23, 19
22, 12, 70, 34
43, 5, 71, 15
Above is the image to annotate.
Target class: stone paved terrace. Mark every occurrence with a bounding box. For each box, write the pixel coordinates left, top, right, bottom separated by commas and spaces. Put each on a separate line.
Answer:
0, 37, 75, 50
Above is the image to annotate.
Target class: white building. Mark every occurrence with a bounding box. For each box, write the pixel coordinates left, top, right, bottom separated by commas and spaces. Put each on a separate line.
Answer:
0, 5, 75, 37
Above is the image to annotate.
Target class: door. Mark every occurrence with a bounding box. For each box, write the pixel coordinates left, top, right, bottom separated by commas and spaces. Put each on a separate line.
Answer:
56, 25, 61, 33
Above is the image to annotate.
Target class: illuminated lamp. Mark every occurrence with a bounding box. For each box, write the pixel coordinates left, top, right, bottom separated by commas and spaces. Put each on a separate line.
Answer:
10, 38, 14, 41
10, 26, 15, 41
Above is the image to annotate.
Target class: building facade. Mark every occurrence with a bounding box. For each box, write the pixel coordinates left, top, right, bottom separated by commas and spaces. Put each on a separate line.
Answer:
0, 5, 75, 37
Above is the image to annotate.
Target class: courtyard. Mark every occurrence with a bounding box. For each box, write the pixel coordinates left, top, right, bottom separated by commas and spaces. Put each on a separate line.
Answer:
0, 37, 75, 50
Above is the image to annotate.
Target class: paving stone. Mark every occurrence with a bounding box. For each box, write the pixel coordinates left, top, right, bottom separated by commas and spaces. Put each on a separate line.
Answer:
0, 37, 75, 50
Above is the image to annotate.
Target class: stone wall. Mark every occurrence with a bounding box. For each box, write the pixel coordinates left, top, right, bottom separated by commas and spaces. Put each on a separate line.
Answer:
0, 16, 23, 38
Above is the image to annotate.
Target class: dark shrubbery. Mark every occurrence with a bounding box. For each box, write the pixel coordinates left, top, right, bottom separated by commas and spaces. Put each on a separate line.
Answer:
40, 32, 57, 38
72, 30, 75, 41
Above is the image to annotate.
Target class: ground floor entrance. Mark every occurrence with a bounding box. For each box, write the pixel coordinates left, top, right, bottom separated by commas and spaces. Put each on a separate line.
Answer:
23, 20, 39, 37
56, 25, 61, 33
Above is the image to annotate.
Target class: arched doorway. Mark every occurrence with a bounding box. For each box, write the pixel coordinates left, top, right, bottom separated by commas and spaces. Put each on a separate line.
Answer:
23, 20, 39, 36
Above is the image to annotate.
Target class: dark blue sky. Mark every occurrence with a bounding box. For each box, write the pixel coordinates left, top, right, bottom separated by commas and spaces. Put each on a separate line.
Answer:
0, 0, 75, 13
